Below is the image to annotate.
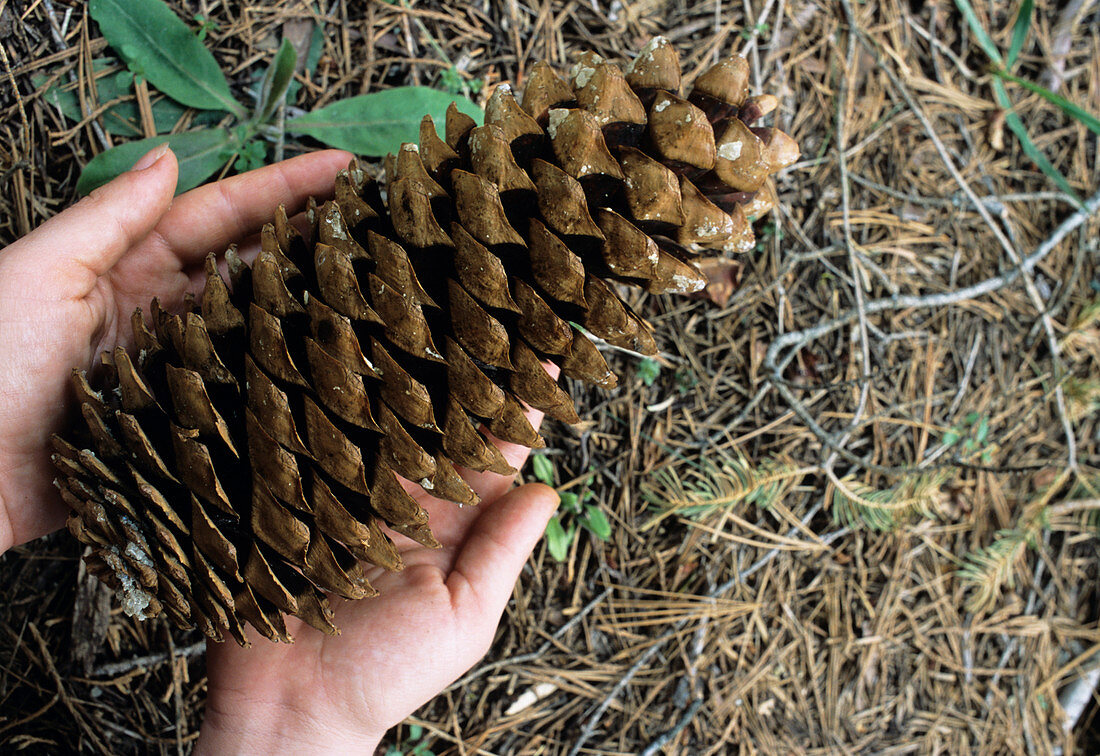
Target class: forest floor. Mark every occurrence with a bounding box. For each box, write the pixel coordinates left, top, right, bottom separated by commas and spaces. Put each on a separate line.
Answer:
1, 0, 1099, 753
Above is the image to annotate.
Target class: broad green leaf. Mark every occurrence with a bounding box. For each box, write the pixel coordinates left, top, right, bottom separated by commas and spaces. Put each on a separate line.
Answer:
38, 70, 194, 137
582, 505, 612, 541
36, 59, 132, 115
998, 71, 1100, 135
256, 38, 298, 123
942, 429, 961, 446
37, 60, 224, 136
993, 78, 1082, 206
545, 516, 572, 562
952, 0, 1004, 66
77, 128, 235, 196
89, 0, 245, 116
1007, 0, 1034, 68
287, 87, 482, 156
37, 62, 140, 133
531, 454, 555, 486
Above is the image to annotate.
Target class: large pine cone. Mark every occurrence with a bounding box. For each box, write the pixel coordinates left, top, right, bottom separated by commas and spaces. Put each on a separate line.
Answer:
53, 38, 799, 644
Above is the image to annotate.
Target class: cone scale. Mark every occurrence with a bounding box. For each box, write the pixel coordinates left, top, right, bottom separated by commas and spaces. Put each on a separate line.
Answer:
54, 38, 799, 644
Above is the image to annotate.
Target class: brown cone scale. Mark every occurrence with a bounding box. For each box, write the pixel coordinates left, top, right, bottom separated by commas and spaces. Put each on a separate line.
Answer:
54, 38, 798, 644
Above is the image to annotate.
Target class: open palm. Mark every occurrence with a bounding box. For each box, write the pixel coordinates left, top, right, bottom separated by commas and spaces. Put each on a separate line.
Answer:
201, 431, 558, 753
0, 146, 353, 552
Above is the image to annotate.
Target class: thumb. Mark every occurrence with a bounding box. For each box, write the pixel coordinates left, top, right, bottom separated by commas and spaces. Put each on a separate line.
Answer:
4, 144, 178, 293
448, 483, 560, 622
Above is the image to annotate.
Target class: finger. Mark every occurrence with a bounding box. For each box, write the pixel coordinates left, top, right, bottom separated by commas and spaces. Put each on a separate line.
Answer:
461, 413, 546, 505
446, 482, 559, 622
184, 207, 320, 291
462, 362, 561, 504
157, 149, 353, 267
1, 144, 178, 295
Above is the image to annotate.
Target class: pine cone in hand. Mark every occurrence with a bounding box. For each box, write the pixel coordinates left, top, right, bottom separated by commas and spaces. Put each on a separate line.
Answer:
53, 38, 799, 644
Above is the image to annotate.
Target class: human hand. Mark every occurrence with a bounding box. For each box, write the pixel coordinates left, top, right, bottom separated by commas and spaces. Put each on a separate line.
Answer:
197, 411, 559, 755
0, 144, 353, 553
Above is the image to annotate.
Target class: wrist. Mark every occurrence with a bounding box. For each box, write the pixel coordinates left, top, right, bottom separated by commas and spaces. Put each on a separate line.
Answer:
196, 693, 384, 755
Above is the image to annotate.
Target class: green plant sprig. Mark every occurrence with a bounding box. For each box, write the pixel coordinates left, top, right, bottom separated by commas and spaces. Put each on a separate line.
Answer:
384, 724, 434, 756
49, 0, 481, 195
532, 455, 612, 562
953, 0, 1099, 207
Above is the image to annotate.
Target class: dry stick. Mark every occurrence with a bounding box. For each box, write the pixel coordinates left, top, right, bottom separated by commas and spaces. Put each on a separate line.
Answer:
763, 186, 1100, 475
920, 332, 985, 468
904, 15, 978, 79
166, 628, 185, 756
848, 172, 1077, 210
566, 505, 850, 755
1043, 0, 1097, 93
639, 697, 705, 756
27, 623, 111, 754
93, 640, 206, 677
41, 0, 111, 152
448, 587, 613, 691
636, 586, 714, 754
396, 0, 471, 100
855, 31, 1081, 469
982, 532, 1054, 712
978, 495, 1100, 709
824, 0, 872, 477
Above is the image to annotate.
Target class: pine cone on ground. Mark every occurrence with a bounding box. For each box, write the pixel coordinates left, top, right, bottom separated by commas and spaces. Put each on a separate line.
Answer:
53, 38, 799, 644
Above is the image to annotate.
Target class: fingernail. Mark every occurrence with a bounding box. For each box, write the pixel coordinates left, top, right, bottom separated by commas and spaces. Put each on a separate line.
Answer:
132, 143, 170, 171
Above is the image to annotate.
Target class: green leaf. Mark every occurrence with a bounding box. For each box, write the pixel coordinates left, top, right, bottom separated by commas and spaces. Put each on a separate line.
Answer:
438, 68, 481, 98
942, 429, 961, 446
89, 0, 244, 116
952, 0, 1004, 66
975, 416, 990, 445
76, 129, 235, 196
582, 505, 612, 540
993, 78, 1082, 206
997, 70, 1100, 136
192, 13, 219, 43
234, 139, 267, 172
37, 61, 224, 137
256, 38, 298, 123
1007, 0, 1034, 68
287, 87, 482, 156
638, 357, 660, 386
559, 491, 581, 514
305, 22, 326, 77
531, 454, 555, 486
287, 17, 326, 104
408, 724, 423, 741
545, 516, 573, 562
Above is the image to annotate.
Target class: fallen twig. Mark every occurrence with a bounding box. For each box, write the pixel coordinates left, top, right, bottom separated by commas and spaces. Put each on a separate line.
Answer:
93, 640, 205, 678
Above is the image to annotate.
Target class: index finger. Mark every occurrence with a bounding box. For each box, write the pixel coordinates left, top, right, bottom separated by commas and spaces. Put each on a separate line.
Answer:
459, 362, 561, 505
155, 149, 353, 266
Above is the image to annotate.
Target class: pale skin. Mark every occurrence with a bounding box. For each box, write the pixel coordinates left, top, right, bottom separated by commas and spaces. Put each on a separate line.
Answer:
0, 145, 560, 753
